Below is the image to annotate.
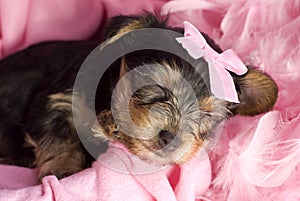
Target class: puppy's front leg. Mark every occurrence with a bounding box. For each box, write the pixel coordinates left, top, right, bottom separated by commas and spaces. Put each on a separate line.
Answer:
34, 138, 85, 183
26, 91, 86, 183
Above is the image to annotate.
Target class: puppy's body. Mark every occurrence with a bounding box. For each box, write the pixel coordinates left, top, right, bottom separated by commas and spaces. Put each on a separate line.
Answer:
0, 14, 278, 181
0, 41, 103, 174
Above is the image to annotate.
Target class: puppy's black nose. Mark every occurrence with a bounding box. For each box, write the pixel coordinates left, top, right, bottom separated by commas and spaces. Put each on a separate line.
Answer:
158, 130, 181, 151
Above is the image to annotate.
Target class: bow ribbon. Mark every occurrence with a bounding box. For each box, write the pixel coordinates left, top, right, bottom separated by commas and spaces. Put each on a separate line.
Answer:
176, 21, 248, 103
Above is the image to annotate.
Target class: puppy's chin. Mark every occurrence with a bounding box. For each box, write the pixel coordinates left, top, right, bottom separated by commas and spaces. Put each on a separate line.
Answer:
128, 140, 203, 166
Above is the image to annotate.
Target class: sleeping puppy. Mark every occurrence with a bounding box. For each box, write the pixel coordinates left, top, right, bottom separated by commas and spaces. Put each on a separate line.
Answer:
0, 13, 278, 182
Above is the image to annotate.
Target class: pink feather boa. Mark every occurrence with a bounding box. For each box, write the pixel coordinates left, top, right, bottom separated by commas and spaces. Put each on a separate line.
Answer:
0, 0, 300, 200
162, 0, 300, 200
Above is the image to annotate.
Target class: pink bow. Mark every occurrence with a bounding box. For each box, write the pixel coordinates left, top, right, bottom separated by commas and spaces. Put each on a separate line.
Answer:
176, 21, 248, 103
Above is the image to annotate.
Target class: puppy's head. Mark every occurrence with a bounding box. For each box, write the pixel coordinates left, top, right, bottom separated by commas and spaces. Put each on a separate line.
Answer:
93, 14, 278, 165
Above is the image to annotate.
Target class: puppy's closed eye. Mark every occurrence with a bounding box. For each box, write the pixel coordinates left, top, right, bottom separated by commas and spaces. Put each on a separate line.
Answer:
132, 85, 171, 105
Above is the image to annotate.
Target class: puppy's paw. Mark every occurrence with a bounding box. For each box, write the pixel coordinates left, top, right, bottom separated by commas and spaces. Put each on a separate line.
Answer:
37, 150, 85, 183
94, 110, 121, 141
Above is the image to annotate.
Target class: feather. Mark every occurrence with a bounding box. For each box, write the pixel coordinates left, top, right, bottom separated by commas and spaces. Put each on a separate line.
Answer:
239, 111, 300, 187
160, 0, 300, 199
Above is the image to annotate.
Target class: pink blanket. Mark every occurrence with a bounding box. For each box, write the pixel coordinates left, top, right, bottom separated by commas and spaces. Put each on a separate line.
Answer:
1, 0, 300, 200
0, 142, 211, 201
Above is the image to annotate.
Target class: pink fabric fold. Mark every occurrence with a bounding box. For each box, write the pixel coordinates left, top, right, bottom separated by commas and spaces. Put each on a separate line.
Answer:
0, 142, 211, 201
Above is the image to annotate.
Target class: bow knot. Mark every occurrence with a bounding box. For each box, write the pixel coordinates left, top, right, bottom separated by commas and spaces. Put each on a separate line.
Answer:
176, 21, 248, 103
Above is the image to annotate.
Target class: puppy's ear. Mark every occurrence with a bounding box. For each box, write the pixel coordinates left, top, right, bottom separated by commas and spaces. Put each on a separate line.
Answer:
119, 57, 130, 78
228, 68, 278, 116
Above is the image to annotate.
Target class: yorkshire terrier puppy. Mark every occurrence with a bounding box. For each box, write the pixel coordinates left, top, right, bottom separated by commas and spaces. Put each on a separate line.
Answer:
0, 13, 278, 182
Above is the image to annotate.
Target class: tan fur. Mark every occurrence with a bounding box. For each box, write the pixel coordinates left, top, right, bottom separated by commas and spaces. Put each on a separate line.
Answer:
105, 20, 143, 46
36, 143, 85, 182
234, 68, 278, 116
129, 100, 151, 128
34, 136, 85, 182
48, 91, 72, 102
199, 97, 214, 112
24, 133, 37, 149
176, 139, 204, 164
